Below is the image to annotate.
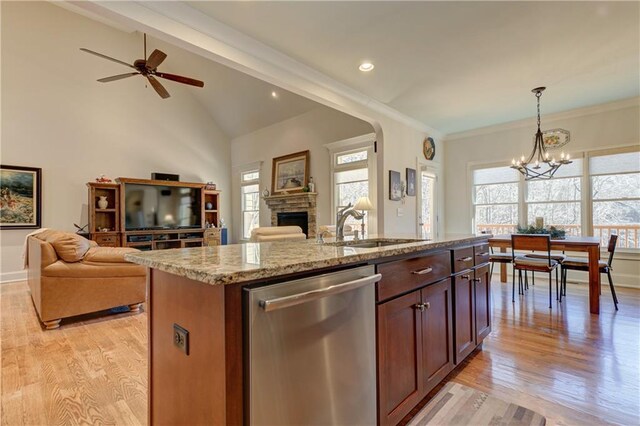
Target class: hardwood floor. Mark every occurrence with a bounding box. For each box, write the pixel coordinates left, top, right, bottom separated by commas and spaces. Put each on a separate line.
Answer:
1, 281, 147, 425
2, 279, 639, 425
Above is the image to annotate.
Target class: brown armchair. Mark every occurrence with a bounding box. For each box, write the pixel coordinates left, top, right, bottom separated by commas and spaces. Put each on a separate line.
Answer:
27, 230, 147, 329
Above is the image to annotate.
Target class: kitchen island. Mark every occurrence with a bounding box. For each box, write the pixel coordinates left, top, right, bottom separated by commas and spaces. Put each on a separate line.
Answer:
125, 234, 492, 425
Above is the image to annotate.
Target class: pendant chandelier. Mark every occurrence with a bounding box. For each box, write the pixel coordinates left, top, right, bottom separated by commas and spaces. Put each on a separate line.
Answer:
511, 87, 572, 180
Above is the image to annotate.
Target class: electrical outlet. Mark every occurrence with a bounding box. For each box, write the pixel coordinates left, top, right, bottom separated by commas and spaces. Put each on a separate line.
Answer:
173, 323, 189, 355
397, 208, 404, 217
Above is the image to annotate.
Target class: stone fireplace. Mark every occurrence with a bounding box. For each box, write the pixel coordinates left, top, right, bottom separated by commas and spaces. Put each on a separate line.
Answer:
263, 193, 317, 238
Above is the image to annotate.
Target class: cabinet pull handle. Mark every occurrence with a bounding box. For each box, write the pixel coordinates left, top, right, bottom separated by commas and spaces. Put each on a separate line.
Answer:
472, 278, 481, 282
476, 252, 489, 257
413, 303, 426, 311
411, 267, 433, 275
461, 274, 471, 280
424, 302, 431, 310
457, 256, 473, 262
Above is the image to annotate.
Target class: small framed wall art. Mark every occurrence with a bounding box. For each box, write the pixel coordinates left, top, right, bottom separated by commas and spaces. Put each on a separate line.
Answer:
389, 170, 402, 201
406, 168, 416, 196
271, 150, 310, 195
0, 165, 42, 229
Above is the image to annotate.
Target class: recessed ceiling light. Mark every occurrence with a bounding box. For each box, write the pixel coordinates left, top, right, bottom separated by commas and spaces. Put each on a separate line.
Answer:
359, 62, 374, 72
271, 91, 278, 98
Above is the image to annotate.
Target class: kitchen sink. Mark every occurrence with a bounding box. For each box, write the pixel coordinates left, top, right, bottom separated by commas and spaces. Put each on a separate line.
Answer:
325, 238, 428, 248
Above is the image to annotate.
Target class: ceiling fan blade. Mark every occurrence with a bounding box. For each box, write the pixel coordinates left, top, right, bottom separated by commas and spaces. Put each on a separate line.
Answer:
146, 49, 167, 70
80, 48, 136, 69
97, 72, 140, 83
147, 75, 170, 99
155, 72, 205, 88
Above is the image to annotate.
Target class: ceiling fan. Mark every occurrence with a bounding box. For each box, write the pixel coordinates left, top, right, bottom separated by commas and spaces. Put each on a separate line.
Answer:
80, 34, 204, 99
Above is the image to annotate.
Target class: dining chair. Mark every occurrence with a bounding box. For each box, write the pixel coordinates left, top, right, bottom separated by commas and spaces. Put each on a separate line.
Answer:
489, 246, 514, 285
561, 234, 619, 310
511, 234, 560, 309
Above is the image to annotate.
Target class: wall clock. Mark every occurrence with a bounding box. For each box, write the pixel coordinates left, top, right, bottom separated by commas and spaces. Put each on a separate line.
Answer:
423, 137, 436, 161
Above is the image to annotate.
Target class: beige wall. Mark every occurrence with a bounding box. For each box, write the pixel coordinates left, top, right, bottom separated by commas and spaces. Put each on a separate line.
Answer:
444, 101, 640, 287
0, 2, 231, 282
230, 107, 373, 242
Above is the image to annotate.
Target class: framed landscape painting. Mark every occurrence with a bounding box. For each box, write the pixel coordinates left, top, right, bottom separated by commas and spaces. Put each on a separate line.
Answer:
0, 165, 42, 229
271, 150, 310, 195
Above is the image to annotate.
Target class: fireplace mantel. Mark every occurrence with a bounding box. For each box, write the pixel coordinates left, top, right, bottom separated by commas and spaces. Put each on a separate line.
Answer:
263, 193, 317, 238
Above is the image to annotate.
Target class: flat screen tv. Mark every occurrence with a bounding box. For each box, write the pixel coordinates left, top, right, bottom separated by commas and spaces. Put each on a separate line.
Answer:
124, 183, 201, 230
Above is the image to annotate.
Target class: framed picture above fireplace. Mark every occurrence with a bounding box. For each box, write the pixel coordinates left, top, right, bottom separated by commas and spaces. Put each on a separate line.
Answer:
271, 150, 310, 195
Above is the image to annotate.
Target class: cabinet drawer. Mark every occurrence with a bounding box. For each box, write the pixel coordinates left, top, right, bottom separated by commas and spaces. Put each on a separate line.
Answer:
452, 246, 474, 273
474, 243, 490, 265
377, 251, 451, 301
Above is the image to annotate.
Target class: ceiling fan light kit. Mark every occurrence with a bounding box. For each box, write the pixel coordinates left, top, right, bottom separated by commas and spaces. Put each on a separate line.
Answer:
80, 34, 204, 99
510, 87, 572, 180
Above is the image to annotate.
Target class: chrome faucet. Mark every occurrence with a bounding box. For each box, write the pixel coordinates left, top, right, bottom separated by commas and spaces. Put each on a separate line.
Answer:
316, 229, 331, 244
336, 203, 364, 241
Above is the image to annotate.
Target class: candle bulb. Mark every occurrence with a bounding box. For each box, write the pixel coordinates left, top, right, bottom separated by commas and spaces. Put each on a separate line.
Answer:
521, 155, 525, 162
545, 152, 550, 159
512, 158, 516, 165
566, 154, 571, 160
561, 152, 565, 159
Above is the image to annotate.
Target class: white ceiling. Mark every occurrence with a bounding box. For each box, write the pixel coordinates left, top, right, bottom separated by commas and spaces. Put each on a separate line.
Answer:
189, 1, 640, 134
148, 37, 322, 138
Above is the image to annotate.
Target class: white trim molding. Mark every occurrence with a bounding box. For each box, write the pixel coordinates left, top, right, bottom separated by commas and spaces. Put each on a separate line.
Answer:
1, 270, 27, 284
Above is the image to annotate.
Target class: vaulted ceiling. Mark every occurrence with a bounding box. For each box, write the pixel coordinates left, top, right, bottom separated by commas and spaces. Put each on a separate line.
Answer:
188, 1, 640, 134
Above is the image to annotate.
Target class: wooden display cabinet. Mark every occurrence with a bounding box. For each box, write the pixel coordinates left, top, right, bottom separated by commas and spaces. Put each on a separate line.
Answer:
203, 190, 220, 228
87, 182, 121, 247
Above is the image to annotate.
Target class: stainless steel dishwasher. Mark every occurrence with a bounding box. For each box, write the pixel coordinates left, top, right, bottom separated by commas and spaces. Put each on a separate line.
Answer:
246, 265, 381, 425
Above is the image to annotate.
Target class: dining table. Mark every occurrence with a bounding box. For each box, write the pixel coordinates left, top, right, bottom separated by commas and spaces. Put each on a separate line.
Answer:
488, 235, 603, 314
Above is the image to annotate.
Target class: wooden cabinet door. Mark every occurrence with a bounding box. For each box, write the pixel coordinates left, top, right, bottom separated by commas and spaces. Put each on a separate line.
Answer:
474, 265, 492, 343
454, 272, 476, 364
420, 279, 454, 395
377, 290, 424, 426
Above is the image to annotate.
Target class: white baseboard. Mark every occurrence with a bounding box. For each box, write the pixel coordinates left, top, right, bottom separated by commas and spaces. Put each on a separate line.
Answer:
1, 270, 27, 284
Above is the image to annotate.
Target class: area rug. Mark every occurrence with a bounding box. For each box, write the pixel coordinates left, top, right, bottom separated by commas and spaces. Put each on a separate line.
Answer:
407, 382, 546, 426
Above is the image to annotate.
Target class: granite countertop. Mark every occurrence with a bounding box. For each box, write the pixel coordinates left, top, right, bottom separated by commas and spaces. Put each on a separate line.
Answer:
124, 234, 491, 286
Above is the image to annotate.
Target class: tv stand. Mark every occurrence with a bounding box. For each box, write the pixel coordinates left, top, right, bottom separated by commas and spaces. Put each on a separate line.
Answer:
87, 177, 223, 250
124, 229, 205, 251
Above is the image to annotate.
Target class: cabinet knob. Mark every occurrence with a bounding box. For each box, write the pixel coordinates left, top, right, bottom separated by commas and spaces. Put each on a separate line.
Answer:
413, 302, 430, 311
461, 274, 471, 280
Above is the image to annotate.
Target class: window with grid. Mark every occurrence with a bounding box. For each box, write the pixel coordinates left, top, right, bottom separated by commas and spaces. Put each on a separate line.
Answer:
472, 166, 519, 235
241, 170, 260, 240
333, 148, 371, 234
590, 150, 640, 248
525, 159, 583, 236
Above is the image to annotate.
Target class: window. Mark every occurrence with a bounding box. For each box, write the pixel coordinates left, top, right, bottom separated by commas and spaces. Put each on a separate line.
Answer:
241, 170, 260, 240
335, 152, 369, 234
590, 150, 640, 248
471, 146, 640, 250
526, 159, 583, 236
327, 138, 377, 236
473, 166, 519, 234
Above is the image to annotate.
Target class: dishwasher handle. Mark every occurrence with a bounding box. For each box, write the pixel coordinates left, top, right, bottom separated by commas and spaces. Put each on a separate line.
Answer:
259, 273, 382, 312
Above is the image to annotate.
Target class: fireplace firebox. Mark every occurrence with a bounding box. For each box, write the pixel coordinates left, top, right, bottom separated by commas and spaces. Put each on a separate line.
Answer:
277, 212, 309, 238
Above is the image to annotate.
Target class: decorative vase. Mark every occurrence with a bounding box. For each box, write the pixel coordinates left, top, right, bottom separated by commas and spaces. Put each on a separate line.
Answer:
97, 196, 108, 209
205, 202, 214, 210
262, 188, 270, 197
